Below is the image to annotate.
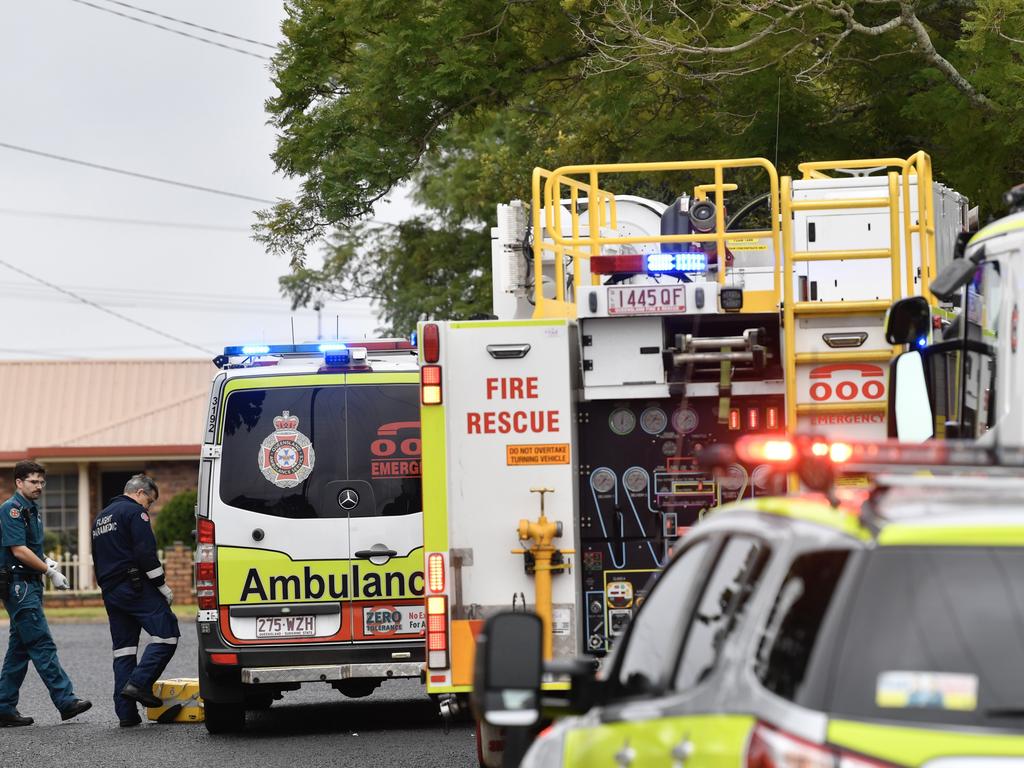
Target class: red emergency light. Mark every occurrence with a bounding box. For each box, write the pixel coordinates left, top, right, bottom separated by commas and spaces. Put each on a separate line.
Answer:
589, 254, 647, 274
422, 323, 440, 363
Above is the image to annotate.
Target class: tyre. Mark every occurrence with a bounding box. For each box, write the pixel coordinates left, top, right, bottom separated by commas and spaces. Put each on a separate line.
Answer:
204, 701, 246, 734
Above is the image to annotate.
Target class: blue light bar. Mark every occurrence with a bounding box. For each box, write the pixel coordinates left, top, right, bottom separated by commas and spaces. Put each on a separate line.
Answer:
318, 343, 347, 352
241, 345, 270, 355
647, 252, 707, 273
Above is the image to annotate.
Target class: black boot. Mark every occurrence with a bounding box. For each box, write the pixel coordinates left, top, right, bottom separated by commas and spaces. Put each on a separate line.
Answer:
120, 682, 162, 708
0, 710, 33, 727
60, 698, 92, 721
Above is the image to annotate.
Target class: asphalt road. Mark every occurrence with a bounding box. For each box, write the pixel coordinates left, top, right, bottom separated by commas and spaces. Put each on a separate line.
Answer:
0, 620, 476, 768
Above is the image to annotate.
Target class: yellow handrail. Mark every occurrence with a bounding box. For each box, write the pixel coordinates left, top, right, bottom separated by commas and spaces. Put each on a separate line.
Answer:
531, 159, 781, 318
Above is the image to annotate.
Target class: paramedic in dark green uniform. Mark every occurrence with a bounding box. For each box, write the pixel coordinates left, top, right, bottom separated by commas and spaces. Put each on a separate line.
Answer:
0, 460, 91, 727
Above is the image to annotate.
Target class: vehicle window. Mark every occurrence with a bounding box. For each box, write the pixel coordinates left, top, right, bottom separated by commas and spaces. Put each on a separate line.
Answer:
831, 547, 1024, 728
346, 385, 422, 518
219, 384, 421, 518
614, 539, 711, 697
754, 550, 850, 703
675, 536, 767, 690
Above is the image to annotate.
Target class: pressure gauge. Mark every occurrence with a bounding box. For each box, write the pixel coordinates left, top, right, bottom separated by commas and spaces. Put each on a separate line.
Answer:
640, 407, 668, 435
590, 468, 617, 494
671, 407, 699, 435
719, 464, 749, 492
752, 464, 773, 490
608, 408, 637, 436
623, 467, 649, 494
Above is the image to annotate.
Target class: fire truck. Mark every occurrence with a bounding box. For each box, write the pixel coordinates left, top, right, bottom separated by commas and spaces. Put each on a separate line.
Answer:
416, 153, 967, 760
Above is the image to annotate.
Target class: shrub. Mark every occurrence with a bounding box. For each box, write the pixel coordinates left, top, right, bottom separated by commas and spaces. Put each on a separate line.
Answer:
154, 489, 197, 550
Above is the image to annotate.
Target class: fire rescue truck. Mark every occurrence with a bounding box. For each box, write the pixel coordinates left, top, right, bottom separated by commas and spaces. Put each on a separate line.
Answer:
416, 153, 967, 761
194, 340, 423, 733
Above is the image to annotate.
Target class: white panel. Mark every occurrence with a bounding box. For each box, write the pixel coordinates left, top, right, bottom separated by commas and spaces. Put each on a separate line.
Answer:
581, 316, 664, 389
439, 321, 579, 622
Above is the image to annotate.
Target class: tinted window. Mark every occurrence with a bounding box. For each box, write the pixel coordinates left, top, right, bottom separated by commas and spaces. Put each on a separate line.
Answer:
755, 550, 850, 703
615, 540, 711, 696
832, 547, 1024, 728
675, 536, 767, 690
219, 384, 420, 519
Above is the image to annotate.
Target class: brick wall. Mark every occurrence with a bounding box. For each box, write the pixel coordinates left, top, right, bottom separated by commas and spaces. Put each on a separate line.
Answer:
144, 460, 198, 524
0, 474, 12, 502
163, 543, 195, 604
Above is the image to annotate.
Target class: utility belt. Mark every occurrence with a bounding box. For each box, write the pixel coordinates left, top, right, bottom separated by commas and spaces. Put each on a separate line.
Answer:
100, 567, 144, 593
0, 566, 40, 600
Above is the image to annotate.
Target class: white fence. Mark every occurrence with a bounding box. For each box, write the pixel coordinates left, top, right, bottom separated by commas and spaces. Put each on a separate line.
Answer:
41, 551, 167, 593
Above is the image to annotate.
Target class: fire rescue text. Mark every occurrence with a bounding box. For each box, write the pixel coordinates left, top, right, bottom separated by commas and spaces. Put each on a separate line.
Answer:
467, 376, 560, 434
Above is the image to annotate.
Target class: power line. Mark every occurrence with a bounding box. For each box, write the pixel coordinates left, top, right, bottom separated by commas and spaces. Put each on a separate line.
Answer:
0, 141, 276, 204
96, 0, 276, 49
0, 258, 214, 355
0, 208, 251, 233
67, 0, 271, 60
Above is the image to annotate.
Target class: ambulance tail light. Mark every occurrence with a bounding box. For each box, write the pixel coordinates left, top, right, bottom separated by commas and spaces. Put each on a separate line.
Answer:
426, 595, 449, 669
421, 365, 443, 405
197, 518, 215, 545
422, 323, 440, 363
766, 406, 780, 431
210, 653, 239, 666
427, 552, 446, 593
196, 519, 217, 610
746, 721, 897, 767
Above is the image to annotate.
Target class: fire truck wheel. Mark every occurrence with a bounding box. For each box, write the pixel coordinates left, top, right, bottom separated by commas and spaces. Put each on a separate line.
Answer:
204, 700, 246, 734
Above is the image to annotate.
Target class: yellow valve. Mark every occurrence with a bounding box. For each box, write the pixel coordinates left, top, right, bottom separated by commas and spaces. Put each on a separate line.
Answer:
512, 487, 574, 660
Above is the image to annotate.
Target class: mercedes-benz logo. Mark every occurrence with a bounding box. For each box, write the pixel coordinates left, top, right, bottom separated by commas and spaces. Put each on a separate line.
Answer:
338, 488, 360, 510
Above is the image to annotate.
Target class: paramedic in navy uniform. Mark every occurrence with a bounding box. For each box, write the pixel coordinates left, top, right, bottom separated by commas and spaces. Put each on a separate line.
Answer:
92, 474, 180, 727
0, 460, 91, 727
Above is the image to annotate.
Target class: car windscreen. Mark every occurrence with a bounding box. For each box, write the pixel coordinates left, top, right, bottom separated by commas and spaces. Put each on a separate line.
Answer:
830, 546, 1024, 729
219, 384, 421, 519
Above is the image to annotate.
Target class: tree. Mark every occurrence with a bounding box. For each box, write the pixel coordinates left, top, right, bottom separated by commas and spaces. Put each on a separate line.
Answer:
259, 1, 1024, 334
154, 489, 197, 550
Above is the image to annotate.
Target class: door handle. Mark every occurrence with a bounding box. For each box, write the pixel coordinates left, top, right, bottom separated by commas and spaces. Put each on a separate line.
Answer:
614, 739, 635, 768
355, 549, 398, 559
487, 343, 531, 359
670, 734, 694, 768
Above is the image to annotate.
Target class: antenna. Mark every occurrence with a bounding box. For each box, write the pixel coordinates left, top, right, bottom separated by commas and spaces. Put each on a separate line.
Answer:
336, 315, 340, 339
290, 317, 295, 345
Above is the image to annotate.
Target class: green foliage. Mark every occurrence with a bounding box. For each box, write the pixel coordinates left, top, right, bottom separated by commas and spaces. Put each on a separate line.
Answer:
154, 490, 197, 550
261, 1, 1024, 325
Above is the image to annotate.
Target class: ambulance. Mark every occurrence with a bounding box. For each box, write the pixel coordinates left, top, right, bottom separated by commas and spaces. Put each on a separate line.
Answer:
194, 341, 424, 733
416, 153, 969, 762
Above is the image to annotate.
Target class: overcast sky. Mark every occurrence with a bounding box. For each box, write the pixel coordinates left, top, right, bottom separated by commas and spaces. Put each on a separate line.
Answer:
0, 1, 408, 361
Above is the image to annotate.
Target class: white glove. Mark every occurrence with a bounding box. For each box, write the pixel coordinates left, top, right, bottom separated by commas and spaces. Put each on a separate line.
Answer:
46, 566, 70, 590
157, 583, 173, 605
45, 557, 60, 571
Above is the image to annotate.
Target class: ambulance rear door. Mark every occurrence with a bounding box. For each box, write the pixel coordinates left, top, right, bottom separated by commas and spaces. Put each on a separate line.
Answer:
342, 372, 426, 646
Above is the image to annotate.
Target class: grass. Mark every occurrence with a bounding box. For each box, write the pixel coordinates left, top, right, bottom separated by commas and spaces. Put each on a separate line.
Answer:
0, 604, 199, 623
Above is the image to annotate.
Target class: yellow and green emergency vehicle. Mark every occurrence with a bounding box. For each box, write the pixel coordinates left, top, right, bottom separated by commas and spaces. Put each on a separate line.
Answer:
476, 435, 1024, 767
195, 341, 424, 733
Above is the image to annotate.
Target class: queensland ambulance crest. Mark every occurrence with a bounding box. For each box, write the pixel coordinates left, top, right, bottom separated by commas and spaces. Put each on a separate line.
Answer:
258, 411, 315, 488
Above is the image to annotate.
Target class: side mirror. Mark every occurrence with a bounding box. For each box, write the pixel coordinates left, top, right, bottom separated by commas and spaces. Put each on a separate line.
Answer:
885, 297, 931, 345
471, 612, 543, 728
889, 351, 934, 443
931, 244, 985, 301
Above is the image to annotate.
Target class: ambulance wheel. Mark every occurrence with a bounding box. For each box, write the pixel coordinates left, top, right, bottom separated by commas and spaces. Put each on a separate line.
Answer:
204, 701, 245, 734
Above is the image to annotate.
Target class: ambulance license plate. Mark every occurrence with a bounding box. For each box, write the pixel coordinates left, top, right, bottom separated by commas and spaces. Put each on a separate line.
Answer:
607, 285, 686, 315
255, 616, 316, 638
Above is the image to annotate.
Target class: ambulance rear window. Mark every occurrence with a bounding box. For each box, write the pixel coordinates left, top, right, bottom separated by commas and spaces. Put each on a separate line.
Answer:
219, 384, 421, 519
